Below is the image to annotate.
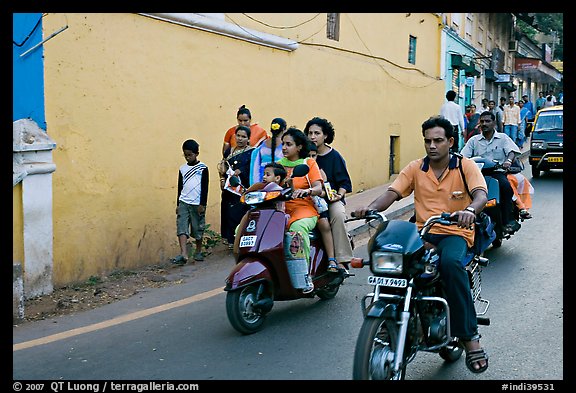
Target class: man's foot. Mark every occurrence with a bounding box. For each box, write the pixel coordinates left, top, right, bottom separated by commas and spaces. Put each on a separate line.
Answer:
503, 220, 521, 234
462, 338, 488, 373
193, 252, 204, 261
519, 209, 533, 219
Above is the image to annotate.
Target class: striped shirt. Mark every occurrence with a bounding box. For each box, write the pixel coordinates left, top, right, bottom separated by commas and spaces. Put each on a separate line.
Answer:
178, 161, 209, 206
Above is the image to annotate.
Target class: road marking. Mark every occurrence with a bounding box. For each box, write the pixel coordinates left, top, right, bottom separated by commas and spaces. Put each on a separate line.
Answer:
13, 287, 224, 352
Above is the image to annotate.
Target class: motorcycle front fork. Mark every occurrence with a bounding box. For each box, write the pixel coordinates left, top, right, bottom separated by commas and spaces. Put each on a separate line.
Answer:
384, 284, 452, 376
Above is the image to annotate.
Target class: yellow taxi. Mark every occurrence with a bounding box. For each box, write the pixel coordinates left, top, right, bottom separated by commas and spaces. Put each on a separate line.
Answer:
529, 105, 563, 177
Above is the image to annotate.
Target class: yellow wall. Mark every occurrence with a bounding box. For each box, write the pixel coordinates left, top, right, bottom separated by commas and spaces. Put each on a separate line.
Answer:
13, 184, 24, 264
42, 13, 445, 286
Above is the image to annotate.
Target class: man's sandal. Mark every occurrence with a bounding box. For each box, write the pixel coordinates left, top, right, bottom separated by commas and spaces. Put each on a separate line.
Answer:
519, 209, 533, 219
465, 348, 489, 373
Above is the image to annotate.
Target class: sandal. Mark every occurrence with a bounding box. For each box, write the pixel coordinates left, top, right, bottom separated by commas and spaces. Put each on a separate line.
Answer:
465, 348, 489, 373
171, 255, 188, 266
519, 209, 533, 219
327, 258, 339, 273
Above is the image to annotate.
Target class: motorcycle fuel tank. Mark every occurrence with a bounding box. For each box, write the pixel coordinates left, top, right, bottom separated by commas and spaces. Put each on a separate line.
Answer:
368, 220, 425, 259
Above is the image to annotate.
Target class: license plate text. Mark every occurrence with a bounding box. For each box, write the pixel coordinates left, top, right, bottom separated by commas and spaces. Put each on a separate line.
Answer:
239, 235, 257, 247
368, 276, 407, 288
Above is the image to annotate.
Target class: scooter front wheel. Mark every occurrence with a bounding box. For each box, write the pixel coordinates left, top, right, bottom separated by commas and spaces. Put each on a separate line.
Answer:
226, 285, 267, 335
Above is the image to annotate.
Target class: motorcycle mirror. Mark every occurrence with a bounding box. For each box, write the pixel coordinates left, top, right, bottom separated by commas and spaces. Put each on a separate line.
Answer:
291, 164, 309, 178
228, 175, 240, 187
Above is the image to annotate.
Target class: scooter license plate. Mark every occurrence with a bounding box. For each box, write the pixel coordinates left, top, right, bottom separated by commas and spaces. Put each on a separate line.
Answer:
239, 235, 257, 247
547, 157, 562, 163
368, 276, 407, 288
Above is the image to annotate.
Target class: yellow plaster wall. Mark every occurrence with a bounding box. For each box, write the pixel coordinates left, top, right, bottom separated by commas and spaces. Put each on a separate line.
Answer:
13, 184, 24, 264
42, 13, 444, 285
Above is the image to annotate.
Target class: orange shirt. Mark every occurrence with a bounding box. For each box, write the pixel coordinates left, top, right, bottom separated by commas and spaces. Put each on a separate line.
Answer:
389, 155, 487, 248
280, 157, 322, 227
224, 123, 268, 148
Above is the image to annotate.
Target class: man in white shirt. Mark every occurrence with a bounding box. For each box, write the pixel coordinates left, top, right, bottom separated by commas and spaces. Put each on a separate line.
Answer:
440, 90, 466, 152
503, 96, 521, 144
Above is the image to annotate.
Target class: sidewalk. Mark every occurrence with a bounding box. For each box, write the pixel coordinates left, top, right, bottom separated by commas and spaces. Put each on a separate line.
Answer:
343, 145, 530, 239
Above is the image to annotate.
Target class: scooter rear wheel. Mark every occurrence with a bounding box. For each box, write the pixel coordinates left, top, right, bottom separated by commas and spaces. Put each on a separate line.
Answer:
226, 285, 267, 335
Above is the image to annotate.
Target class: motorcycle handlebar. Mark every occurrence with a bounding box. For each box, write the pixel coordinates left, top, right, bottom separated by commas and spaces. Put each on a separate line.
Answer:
346, 210, 383, 222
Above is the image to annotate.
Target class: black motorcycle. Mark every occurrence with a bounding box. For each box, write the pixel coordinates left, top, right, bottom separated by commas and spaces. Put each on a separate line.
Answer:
350, 211, 491, 380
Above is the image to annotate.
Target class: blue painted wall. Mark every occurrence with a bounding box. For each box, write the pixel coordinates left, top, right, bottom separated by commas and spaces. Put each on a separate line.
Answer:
13, 13, 46, 130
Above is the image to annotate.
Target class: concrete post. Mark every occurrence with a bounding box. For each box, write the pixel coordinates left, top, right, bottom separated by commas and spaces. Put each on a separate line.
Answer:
13, 119, 57, 299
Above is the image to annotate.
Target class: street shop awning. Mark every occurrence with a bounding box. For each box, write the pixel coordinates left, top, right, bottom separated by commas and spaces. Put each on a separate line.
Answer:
485, 69, 499, 82
451, 54, 469, 69
514, 57, 562, 84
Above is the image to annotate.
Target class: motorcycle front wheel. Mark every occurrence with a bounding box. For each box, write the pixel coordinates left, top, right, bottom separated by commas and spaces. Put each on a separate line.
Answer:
352, 316, 405, 380
226, 285, 267, 335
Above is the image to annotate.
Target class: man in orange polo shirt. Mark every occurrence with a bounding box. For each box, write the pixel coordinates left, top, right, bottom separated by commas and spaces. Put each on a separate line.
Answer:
354, 115, 489, 374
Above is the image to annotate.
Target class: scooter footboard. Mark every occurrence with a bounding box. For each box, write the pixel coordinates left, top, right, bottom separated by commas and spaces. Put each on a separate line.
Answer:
224, 257, 272, 291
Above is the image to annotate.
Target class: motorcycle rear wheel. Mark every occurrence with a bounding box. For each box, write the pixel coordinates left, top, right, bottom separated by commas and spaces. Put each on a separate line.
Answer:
226, 285, 267, 335
352, 317, 405, 380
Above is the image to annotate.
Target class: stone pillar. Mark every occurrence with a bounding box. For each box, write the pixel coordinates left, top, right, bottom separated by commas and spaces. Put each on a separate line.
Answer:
13, 119, 57, 299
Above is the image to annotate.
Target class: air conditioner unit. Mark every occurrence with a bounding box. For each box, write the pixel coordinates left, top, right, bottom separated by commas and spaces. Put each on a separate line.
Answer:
508, 40, 519, 52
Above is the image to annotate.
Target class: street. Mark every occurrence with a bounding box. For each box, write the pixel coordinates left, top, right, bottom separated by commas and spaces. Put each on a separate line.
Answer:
13, 168, 563, 382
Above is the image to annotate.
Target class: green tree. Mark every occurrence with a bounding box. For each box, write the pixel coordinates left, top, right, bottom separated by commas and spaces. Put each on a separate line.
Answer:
516, 13, 563, 61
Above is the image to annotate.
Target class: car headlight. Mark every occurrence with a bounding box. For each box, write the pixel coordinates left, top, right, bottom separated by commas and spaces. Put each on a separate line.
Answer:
531, 140, 546, 149
371, 251, 403, 275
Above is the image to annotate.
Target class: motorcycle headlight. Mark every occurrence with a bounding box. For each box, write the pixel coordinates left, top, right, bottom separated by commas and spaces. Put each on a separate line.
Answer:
371, 251, 403, 275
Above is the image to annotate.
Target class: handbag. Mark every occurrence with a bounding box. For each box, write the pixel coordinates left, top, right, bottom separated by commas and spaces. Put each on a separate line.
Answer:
304, 161, 329, 214
312, 194, 329, 213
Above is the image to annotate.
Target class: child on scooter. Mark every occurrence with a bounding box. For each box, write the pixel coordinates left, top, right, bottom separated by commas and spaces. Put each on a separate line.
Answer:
261, 162, 288, 212
232, 163, 288, 259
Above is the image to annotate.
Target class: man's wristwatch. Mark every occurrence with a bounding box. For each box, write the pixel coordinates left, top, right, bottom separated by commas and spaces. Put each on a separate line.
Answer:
465, 206, 476, 214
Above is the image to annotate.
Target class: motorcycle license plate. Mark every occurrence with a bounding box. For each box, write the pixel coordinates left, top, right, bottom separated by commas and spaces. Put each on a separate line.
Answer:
239, 235, 257, 247
368, 276, 407, 288
547, 157, 562, 163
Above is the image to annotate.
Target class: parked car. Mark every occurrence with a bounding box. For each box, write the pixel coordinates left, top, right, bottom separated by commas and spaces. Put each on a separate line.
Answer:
529, 105, 563, 178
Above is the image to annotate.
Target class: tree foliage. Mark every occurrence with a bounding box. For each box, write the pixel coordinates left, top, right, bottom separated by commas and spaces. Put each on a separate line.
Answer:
516, 13, 563, 61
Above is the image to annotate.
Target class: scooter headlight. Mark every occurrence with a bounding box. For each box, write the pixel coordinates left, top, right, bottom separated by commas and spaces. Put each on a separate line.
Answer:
241, 191, 282, 205
241, 191, 266, 204
371, 251, 403, 275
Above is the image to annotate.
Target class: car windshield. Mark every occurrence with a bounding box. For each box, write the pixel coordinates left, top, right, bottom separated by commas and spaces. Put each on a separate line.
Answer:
534, 112, 563, 131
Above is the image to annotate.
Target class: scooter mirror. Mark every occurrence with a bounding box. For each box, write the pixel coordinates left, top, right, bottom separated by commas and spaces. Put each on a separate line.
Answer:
229, 175, 240, 187
292, 164, 309, 178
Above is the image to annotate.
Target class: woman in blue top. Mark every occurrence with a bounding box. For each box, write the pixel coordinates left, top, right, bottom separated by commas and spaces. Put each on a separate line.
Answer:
249, 118, 286, 185
304, 117, 355, 271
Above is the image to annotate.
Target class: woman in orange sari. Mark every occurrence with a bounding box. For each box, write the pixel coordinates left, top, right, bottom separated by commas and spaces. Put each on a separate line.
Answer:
277, 127, 323, 293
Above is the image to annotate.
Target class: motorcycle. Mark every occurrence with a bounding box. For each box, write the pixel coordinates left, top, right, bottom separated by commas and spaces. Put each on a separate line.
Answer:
349, 211, 491, 380
224, 165, 353, 335
471, 156, 527, 248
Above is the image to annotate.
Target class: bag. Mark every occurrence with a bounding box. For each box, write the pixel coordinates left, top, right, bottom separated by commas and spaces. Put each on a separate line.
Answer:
312, 195, 328, 213
304, 159, 329, 214
457, 155, 496, 255
472, 211, 496, 255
